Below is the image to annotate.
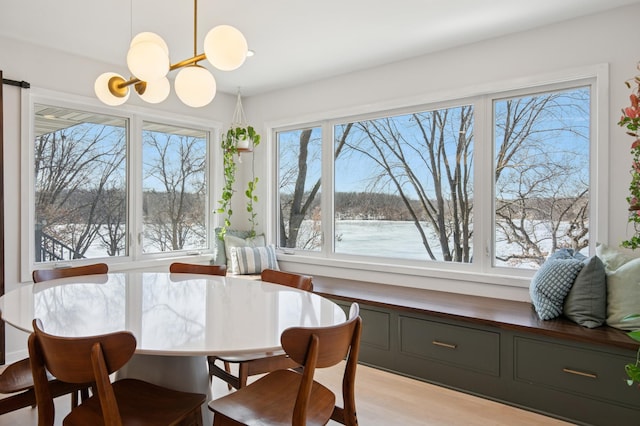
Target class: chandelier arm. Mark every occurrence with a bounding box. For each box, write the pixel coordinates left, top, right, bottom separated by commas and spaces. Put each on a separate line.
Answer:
107, 75, 138, 98
112, 52, 207, 94
169, 54, 207, 71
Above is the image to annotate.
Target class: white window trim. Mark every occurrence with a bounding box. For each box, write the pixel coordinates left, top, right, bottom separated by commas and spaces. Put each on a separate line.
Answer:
20, 89, 223, 282
266, 64, 609, 294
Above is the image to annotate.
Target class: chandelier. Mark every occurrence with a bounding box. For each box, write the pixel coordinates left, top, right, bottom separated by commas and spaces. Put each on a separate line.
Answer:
94, 0, 248, 108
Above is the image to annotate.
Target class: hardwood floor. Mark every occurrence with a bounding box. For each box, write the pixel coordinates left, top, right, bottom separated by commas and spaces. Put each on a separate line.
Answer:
0, 362, 573, 425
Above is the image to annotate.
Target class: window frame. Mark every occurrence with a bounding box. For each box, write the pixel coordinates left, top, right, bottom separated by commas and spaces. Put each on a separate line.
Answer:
268, 64, 608, 289
20, 89, 221, 281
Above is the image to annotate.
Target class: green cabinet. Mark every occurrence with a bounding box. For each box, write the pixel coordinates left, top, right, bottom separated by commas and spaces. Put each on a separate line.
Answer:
332, 298, 639, 426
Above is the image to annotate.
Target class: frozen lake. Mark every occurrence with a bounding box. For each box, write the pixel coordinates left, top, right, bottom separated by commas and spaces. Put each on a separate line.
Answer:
335, 220, 448, 260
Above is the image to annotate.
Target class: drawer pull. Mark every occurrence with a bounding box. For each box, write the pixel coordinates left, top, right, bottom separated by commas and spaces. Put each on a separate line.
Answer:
562, 368, 597, 379
432, 340, 457, 350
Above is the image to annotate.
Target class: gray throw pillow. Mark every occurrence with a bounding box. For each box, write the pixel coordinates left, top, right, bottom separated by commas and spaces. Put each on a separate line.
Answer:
562, 256, 607, 328
530, 259, 584, 320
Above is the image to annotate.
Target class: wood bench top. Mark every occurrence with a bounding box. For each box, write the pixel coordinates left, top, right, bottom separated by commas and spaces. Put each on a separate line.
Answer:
314, 283, 637, 352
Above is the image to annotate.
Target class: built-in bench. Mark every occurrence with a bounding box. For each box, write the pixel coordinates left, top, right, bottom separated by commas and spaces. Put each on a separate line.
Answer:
313, 281, 639, 426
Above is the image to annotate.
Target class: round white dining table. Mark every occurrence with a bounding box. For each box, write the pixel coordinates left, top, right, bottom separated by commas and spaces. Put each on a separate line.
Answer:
0, 271, 347, 424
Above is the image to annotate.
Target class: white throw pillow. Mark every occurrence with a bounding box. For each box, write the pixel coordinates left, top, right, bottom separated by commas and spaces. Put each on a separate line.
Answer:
597, 243, 640, 330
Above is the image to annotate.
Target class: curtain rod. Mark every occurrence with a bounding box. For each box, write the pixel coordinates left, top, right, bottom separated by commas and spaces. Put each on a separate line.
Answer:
2, 78, 30, 89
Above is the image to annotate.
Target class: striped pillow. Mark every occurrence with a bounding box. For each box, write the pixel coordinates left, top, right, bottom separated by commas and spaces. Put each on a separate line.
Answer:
232, 244, 279, 275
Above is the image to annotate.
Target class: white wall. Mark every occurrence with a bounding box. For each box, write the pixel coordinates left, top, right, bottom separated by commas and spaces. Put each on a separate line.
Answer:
243, 3, 640, 300
2, 3, 639, 360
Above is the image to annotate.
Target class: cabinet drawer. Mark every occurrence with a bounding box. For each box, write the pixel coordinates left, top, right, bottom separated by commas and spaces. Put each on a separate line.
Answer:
399, 315, 500, 376
514, 337, 639, 409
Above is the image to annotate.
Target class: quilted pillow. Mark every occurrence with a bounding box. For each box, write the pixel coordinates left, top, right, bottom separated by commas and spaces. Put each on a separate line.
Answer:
232, 244, 279, 275
530, 259, 584, 320
548, 248, 587, 262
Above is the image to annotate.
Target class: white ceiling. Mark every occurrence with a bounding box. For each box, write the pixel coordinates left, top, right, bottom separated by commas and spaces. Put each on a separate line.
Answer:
2, 0, 639, 96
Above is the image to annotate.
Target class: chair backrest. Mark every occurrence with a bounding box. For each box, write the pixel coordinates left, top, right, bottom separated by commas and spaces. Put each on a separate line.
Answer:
281, 303, 361, 425
261, 269, 313, 291
28, 319, 136, 426
32, 263, 109, 283
169, 262, 227, 276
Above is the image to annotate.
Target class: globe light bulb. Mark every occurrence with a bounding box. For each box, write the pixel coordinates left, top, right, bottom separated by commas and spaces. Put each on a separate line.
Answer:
94, 72, 129, 106
137, 77, 170, 104
127, 41, 170, 82
174, 65, 216, 107
204, 25, 248, 71
129, 32, 169, 56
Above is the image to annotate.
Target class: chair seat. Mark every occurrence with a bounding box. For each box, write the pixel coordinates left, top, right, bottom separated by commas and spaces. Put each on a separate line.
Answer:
0, 358, 34, 393
209, 370, 335, 426
211, 349, 286, 363
63, 378, 205, 426
0, 357, 89, 415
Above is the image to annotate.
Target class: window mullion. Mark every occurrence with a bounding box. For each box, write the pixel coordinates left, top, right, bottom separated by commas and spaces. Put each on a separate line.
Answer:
472, 95, 492, 274
129, 114, 142, 259
321, 121, 334, 257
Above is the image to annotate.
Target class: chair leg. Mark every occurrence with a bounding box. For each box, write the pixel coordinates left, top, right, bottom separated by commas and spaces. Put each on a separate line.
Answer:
223, 361, 233, 391
70, 386, 91, 408
332, 406, 359, 426
80, 387, 90, 402
238, 364, 249, 389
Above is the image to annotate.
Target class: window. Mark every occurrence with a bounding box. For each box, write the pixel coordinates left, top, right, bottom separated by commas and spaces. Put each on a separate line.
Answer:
493, 87, 590, 269
34, 104, 128, 261
141, 122, 208, 254
277, 127, 322, 251
334, 105, 473, 262
28, 100, 215, 269
275, 77, 598, 274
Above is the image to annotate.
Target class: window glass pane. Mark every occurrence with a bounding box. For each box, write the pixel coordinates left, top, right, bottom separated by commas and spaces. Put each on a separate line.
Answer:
277, 127, 322, 250
142, 122, 208, 253
334, 105, 474, 262
34, 104, 127, 261
494, 87, 590, 268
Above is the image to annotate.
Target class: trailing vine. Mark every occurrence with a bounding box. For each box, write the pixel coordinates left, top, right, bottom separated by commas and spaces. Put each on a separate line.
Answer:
216, 125, 260, 241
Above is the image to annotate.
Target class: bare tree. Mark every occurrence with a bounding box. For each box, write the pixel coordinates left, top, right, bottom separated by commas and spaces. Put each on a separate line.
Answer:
279, 124, 352, 249
97, 185, 127, 256
34, 124, 126, 259
342, 106, 473, 262
142, 132, 206, 252
495, 90, 589, 266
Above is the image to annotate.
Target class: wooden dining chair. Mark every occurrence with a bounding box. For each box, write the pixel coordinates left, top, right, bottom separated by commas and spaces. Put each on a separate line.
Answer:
169, 262, 227, 276
208, 269, 314, 390
0, 263, 109, 416
208, 302, 361, 426
28, 319, 206, 426
32, 262, 108, 283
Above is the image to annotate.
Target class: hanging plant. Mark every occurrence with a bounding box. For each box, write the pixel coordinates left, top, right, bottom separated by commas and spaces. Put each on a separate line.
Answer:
620, 62, 640, 250
216, 92, 261, 241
